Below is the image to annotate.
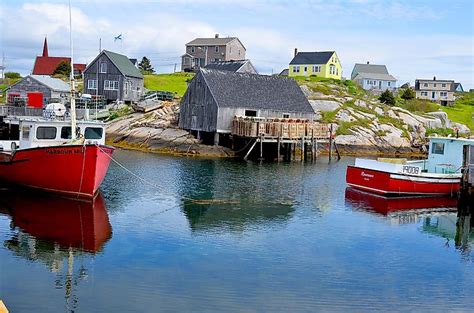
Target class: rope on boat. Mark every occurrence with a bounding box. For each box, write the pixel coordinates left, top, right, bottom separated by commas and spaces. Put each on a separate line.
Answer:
95, 144, 239, 205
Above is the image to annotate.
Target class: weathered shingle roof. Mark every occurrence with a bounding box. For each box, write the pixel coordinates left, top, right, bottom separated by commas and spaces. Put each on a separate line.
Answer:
279, 69, 289, 76
353, 63, 389, 75
290, 51, 335, 65
200, 69, 314, 113
103, 50, 143, 78
30, 75, 70, 92
187, 37, 237, 46
204, 60, 253, 73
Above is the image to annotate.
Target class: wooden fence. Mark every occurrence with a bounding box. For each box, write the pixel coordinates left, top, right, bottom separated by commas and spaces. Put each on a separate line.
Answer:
232, 116, 330, 139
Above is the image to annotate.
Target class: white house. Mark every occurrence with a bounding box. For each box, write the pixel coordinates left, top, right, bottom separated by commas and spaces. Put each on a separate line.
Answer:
351, 62, 397, 91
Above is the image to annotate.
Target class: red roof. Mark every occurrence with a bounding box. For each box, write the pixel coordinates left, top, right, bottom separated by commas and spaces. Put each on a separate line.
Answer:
32, 56, 86, 75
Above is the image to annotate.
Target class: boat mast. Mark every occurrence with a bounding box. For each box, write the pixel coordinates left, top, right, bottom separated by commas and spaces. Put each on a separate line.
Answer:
69, 0, 77, 141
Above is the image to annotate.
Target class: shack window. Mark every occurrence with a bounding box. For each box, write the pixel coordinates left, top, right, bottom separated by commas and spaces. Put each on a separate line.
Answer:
432, 142, 445, 155
100, 62, 107, 73
245, 110, 257, 117
36, 126, 57, 140
85, 127, 103, 139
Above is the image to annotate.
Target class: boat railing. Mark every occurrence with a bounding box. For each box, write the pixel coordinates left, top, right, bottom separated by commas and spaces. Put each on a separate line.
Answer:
0, 105, 43, 117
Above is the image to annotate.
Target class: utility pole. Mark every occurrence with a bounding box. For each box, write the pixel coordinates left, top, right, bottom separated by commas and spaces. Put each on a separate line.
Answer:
174, 63, 177, 73
0, 52, 5, 81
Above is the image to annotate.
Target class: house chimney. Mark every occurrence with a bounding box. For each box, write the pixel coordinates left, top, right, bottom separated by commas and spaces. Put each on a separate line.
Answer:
42, 37, 48, 57
294, 48, 298, 57
367, 61, 369, 64
433, 76, 436, 81
215, 34, 219, 38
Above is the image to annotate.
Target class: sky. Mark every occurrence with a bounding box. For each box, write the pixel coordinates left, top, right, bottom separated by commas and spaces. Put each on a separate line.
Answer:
0, 0, 473, 89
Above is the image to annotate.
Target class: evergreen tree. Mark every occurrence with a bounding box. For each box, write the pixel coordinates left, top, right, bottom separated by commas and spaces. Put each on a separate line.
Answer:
379, 89, 396, 106
400, 87, 415, 100
138, 56, 154, 74
53, 61, 71, 77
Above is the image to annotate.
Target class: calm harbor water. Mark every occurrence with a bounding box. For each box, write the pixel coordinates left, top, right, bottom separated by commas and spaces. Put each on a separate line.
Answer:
0, 149, 473, 312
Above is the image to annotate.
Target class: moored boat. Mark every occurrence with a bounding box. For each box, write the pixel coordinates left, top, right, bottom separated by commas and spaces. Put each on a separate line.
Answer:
346, 137, 474, 196
0, 117, 114, 198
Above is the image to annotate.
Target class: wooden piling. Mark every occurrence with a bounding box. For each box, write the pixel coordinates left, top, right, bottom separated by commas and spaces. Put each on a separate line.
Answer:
329, 124, 333, 161
259, 134, 263, 161
277, 137, 281, 162
301, 136, 305, 161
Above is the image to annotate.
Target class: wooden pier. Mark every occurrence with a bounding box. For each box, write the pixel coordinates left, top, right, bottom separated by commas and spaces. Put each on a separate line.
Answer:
462, 145, 474, 194
231, 116, 339, 161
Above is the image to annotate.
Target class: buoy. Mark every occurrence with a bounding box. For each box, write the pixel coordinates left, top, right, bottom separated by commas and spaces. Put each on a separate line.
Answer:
0, 300, 9, 313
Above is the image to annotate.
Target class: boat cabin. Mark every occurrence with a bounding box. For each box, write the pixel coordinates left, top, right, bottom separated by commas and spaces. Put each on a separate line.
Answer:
0, 118, 106, 151
421, 137, 474, 174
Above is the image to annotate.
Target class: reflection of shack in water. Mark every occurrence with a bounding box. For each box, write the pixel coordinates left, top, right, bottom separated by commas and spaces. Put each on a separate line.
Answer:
183, 199, 294, 232
0, 191, 112, 312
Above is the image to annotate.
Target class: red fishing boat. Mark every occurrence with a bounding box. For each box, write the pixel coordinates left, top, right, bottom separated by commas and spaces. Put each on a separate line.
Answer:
0, 118, 114, 198
346, 137, 474, 196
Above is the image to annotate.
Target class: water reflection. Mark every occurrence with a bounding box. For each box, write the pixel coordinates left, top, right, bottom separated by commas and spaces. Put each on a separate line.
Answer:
182, 199, 294, 232
345, 188, 474, 261
0, 191, 112, 312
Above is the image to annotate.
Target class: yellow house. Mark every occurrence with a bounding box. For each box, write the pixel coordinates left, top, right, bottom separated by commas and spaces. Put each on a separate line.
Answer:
288, 50, 342, 80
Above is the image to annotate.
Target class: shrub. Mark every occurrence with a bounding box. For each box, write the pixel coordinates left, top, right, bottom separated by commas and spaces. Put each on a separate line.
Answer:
53, 61, 71, 77
400, 88, 415, 100
379, 89, 396, 106
5, 72, 21, 79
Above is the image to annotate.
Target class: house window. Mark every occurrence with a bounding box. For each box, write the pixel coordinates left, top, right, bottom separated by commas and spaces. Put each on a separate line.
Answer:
191, 47, 195, 53
423, 83, 428, 87
215, 46, 219, 53
100, 62, 107, 73
442, 83, 446, 87
293, 66, 300, 73
440, 91, 448, 97
87, 79, 97, 90
329, 65, 336, 75
303, 66, 307, 72
36, 126, 57, 140
244, 110, 257, 117
431, 142, 444, 155
282, 113, 290, 118
388, 82, 391, 86
312, 65, 321, 72
421, 91, 428, 96
433, 83, 437, 87
104, 80, 119, 90
336, 68, 338, 75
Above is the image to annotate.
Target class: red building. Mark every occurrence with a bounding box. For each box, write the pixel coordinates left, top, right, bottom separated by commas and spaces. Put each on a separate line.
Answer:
32, 37, 86, 76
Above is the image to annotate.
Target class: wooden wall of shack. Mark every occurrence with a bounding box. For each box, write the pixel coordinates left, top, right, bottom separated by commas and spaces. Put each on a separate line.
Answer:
178, 72, 218, 132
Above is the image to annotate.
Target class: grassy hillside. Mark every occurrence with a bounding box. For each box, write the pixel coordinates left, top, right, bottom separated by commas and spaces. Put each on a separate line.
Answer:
435, 93, 474, 130
144, 72, 194, 97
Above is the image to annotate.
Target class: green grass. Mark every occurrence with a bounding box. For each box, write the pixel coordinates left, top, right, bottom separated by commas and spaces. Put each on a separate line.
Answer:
0, 83, 9, 104
396, 98, 439, 113
440, 103, 474, 130
336, 118, 372, 136
144, 72, 195, 97
454, 92, 474, 106
425, 128, 456, 137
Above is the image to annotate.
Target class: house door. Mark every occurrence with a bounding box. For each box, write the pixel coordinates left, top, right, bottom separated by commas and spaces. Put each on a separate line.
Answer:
432, 91, 436, 99
378, 81, 382, 89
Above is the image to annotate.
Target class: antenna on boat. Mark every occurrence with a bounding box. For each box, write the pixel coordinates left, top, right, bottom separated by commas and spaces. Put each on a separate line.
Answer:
69, 0, 77, 141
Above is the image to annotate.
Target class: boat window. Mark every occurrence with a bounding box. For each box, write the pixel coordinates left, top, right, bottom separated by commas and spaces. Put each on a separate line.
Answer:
36, 126, 57, 140
61, 127, 72, 139
432, 142, 445, 155
22, 126, 30, 140
85, 127, 103, 139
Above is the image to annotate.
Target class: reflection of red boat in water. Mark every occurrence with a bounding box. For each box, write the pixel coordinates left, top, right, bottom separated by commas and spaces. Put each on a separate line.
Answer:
345, 187, 458, 216
0, 191, 112, 252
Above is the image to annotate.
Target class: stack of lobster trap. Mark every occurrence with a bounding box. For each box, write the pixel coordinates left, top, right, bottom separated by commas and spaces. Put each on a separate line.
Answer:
232, 116, 330, 139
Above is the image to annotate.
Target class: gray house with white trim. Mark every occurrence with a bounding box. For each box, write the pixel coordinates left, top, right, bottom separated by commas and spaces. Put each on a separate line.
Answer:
83, 50, 144, 103
181, 34, 246, 72
351, 62, 397, 91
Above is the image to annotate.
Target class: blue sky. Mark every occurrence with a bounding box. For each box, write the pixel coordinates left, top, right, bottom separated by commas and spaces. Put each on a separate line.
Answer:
1, 0, 473, 88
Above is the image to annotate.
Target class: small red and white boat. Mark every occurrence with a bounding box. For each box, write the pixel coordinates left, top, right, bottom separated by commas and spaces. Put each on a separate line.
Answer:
0, 116, 114, 198
346, 137, 474, 196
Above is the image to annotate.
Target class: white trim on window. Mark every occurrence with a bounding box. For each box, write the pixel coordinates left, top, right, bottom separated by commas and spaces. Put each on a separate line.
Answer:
100, 62, 107, 73
87, 79, 97, 90
104, 80, 119, 90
